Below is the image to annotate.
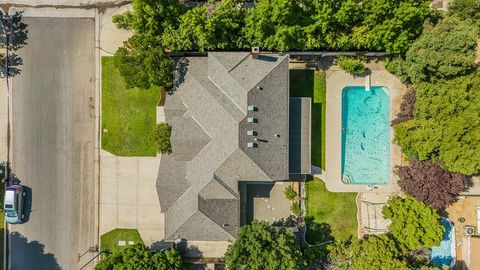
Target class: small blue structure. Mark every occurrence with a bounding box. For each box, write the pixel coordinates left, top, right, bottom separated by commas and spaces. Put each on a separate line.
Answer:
431, 218, 456, 268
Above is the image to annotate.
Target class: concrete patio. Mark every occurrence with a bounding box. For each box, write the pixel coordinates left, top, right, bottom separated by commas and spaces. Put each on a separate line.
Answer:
321, 62, 405, 193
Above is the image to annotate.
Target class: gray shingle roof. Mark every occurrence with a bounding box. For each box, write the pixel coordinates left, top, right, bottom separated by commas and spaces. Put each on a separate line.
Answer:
157, 52, 290, 241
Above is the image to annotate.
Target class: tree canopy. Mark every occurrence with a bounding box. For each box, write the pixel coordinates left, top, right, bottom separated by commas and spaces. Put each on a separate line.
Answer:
113, 34, 173, 89
95, 244, 183, 270
397, 159, 469, 209
393, 71, 480, 175
382, 197, 444, 250
115, 0, 433, 53
328, 234, 410, 270
223, 220, 306, 270
448, 0, 480, 29
405, 16, 478, 83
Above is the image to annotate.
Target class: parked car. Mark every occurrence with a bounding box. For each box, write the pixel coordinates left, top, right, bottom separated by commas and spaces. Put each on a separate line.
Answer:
4, 185, 26, 224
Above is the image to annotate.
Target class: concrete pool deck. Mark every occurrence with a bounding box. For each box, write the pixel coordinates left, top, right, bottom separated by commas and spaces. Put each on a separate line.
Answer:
320, 62, 405, 193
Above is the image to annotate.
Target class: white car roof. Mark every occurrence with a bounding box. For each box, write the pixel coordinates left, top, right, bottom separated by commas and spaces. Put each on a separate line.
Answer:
4, 190, 15, 204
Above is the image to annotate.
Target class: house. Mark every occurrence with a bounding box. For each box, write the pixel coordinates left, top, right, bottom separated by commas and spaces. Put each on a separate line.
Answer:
156, 51, 311, 243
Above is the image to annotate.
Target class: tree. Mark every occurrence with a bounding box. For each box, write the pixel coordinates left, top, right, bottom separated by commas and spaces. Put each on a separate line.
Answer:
112, 0, 182, 89
405, 17, 478, 83
112, 0, 184, 36
382, 197, 444, 250
396, 159, 469, 209
337, 56, 365, 76
0, 11, 28, 78
152, 122, 172, 154
391, 88, 416, 125
448, 0, 480, 29
393, 71, 480, 175
242, 0, 314, 51
305, 0, 433, 53
327, 235, 410, 270
95, 244, 183, 270
161, 0, 246, 51
114, 34, 173, 89
223, 220, 306, 270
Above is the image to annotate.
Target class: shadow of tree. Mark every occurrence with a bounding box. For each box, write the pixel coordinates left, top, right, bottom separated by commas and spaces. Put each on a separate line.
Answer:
9, 231, 61, 270
304, 216, 334, 245
0, 11, 28, 78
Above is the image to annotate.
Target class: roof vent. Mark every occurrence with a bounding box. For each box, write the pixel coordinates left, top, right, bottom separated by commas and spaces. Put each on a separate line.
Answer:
247, 142, 258, 148
251, 47, 260, 59
256, 85, 263, 90
247, 130, 257, 136
247, 105, 257, 111
247, 117, 257, 123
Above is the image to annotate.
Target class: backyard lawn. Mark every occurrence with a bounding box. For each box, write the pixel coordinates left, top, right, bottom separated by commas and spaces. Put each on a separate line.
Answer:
102, 56, 161, 156
305, 177, 357, 243
100, 228, 144, 253
289, 69, 326, 169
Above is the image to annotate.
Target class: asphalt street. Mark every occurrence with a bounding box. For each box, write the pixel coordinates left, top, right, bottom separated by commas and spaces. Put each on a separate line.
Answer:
10, 17, 96, 269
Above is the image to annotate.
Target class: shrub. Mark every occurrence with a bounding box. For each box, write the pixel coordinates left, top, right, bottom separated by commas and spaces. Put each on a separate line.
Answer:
382, 196, 444, 250
337, 56, 366, 76
152, 122, 172, 154
291, 202, 301, 216
284, 186, 297, 200
396, 159, 469, 209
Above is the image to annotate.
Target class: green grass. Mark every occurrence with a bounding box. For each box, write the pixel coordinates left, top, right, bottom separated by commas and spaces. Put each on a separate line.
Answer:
101, 56, 162, 156
100, 228, 144, 254
289, 69, 326, 169
305, 177, 357, 243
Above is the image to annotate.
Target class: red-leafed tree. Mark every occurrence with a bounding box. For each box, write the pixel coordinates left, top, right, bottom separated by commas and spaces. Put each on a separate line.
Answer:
396, 159, 470, 209
391, 88, 416, 126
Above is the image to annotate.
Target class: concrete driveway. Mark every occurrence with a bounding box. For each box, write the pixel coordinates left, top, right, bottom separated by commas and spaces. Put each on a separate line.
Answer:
10, 17, 96, 269
99, 150, 165, 248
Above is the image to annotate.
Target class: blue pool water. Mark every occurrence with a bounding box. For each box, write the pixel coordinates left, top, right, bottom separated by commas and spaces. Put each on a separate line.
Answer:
341, 86, 390, 185
432, 218, 455, 268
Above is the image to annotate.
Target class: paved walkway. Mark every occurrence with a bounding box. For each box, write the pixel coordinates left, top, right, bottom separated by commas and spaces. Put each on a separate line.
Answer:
99, 150, 165, 247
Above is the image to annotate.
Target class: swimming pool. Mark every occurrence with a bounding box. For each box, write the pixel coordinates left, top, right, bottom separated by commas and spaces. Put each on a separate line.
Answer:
341, 86, 390, 185
431, 218, 456, 268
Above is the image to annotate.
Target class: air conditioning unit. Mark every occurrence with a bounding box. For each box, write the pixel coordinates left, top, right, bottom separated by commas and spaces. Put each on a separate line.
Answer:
247, 105, 257, 111
247, 117, 257, 123
247, 130, 256, 136
465, 226, 475, 236
247, 142, 258, 148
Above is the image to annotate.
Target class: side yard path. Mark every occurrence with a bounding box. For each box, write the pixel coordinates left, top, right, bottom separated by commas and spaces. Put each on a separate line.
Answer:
289, 68, 326, 170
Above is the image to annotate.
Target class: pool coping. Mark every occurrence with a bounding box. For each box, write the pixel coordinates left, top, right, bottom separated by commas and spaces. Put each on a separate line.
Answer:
319, 65, 405, 193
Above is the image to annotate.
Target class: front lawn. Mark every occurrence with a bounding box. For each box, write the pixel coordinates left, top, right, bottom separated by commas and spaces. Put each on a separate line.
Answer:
100, 228, 144, 254
102, 56, 161, 156
305, 177, 357, 242
289, 69, 326, 169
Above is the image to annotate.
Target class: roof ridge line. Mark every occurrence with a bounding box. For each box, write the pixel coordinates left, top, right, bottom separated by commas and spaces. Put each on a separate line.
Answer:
227, 53, 251, 73
213, 174, 239, 199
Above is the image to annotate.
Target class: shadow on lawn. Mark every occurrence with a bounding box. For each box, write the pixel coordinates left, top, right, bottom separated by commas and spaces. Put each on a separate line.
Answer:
304, 216, 334, 245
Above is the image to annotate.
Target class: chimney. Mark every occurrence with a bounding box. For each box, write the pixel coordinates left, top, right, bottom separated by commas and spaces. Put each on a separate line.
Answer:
251, 47, 260, 59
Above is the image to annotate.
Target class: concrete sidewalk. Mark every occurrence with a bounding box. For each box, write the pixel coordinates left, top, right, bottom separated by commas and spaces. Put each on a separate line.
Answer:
99, 150, 164, 247
0, 74, 7, 163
